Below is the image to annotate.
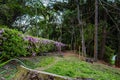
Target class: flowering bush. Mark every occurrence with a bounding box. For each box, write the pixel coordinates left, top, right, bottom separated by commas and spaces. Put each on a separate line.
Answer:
23, 36, 65, 56
0, 28, 65, 61
0, 28, 28, 62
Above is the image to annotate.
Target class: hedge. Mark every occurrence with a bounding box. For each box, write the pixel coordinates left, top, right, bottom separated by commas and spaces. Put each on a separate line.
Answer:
0, 28, 65, 62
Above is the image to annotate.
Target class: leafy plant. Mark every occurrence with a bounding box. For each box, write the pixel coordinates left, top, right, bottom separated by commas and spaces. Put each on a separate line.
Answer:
36, 56, 55, 67
104, 46, 115, 64
0, 28, 28, 62
45, 57, 120, 80
0, 27, 65, 62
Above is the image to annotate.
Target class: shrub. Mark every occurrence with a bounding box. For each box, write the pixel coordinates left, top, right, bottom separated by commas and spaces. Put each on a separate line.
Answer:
0, 28, 28, 62
103, 46, 115, 64
24, 36, 55, 56
0, 28, 65, 62
24, 36, 65, 56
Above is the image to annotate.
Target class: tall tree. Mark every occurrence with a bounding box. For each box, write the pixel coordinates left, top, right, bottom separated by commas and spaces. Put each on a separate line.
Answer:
100, 2, 107, 60
94, 0, 98, 61
115, 1, 120, 67
115, 31, 120, 67
76, 0, 86, 56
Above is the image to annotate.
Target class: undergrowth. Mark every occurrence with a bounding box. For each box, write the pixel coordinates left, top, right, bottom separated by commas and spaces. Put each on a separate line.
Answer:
1, 56, 120, 80
45, 57, 120, 80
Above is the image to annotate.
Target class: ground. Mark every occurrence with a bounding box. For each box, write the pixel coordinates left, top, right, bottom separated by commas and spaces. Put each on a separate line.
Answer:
0, 51, 120, 80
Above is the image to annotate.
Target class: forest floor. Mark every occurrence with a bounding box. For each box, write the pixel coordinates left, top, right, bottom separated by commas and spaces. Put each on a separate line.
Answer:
0, 51, 120, 80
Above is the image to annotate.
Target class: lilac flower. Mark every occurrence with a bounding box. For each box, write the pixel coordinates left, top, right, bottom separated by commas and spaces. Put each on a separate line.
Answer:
54, 42, 65, 47
23, 35, 66, 53
54, 41, 65, 52
32, 52, 36, 56
0, 29, 4, 34
41, 39, 52, 44
24, 36, 39, 43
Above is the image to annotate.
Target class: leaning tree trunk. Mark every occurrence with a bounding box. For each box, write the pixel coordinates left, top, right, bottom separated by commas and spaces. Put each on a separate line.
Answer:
115, 32, 120, 67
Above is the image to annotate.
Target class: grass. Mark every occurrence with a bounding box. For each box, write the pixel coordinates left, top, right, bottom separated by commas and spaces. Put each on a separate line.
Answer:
0, 56, 55, 79
44, 57, 120, 80
0, 56, 120, 80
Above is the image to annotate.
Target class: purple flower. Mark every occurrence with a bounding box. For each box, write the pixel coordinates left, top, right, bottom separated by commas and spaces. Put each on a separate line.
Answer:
54, 41, 65, 52
24, 36, 39, 43
54, 42, 65, 47
32, 52, 36, 56
41, 39, 52, 44
0, 29, 4, 34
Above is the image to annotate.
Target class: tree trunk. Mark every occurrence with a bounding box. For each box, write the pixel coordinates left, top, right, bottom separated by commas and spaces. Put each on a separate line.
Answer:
81, 25, 86, 56
100, 25, 106, 60
94, 0, 98, 61
115, 32, 120, 67
100, 10, 107, 60
115, 2, 120, 67
76, 0, 86, 56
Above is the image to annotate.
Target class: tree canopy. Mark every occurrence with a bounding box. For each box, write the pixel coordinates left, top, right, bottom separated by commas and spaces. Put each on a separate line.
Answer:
0, 0, 120, 67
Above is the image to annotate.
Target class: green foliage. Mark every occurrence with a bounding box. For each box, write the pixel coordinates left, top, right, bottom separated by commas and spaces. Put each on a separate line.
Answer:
25, 37, 55, 56
104, 46, 115, 64
36, 56, 55, 67
1, 56, 120, 80
0, 28, 62, 62
18, 56, 55, 69
0, 28, 28, 61
45, 57, 120, 80
0, 25, 7, 28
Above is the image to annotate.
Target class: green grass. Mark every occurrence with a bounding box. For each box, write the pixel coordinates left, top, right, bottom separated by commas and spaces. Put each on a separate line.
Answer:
44, 57, 120, 80
0, 56, 55, 79
22, 56, 55, 68
35, 56, 55, 67
0, 56, 120, 80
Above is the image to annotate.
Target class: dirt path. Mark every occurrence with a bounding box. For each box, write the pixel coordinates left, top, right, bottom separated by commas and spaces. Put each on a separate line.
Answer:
62, 50, 85, 60
35, 51, 82, 71
62, 51, 78, 57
